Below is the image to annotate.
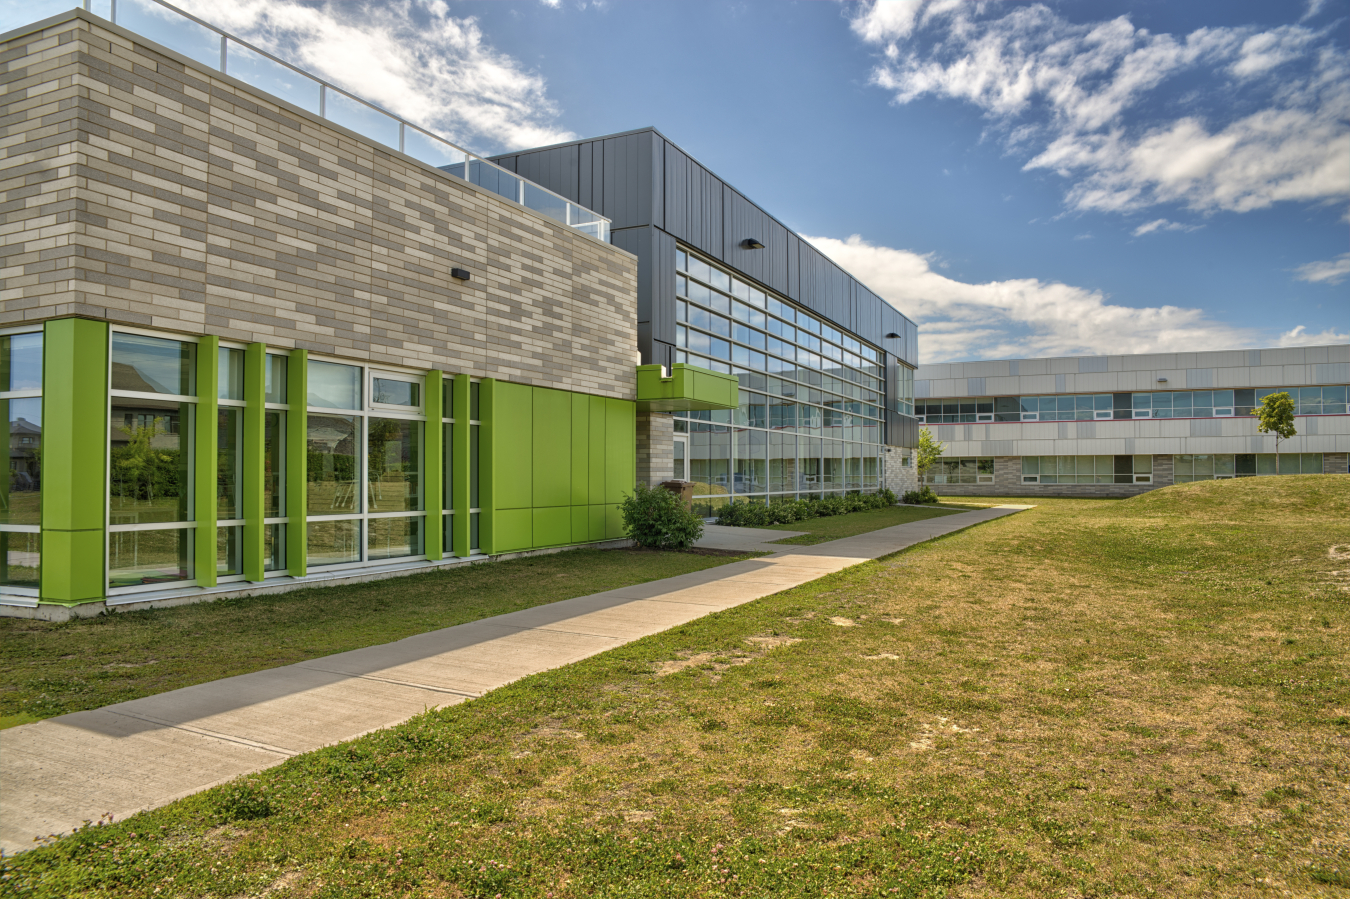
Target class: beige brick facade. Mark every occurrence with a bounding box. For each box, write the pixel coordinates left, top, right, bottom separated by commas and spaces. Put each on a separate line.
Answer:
1, 13, 639, 397
635, 412, 675, 488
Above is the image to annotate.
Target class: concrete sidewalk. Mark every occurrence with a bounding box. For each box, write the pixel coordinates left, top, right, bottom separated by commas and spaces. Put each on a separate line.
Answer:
0, 504, 1029, 854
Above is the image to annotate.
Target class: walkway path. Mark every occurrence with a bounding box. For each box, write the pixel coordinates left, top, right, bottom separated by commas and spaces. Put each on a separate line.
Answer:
0, 505, 1029, 854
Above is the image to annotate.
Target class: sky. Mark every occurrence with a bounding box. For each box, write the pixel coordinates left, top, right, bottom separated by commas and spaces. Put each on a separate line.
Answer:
13, 0, 1348, 363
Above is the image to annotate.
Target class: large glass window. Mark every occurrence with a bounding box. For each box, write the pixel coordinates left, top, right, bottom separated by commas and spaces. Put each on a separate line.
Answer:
263, 354, 289, 574
109, 332, 197, 591
923, 457, 995, 485
0, 332, 42, 592
1020, 455, 1152, 485
304, 361, 426, 568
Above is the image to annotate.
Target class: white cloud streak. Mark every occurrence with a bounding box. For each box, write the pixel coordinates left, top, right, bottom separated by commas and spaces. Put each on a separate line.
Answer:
1293, 252, 1350, 285
805, 234, 1272, 363
169, 0, 574, 152
851, 2, 1350, 217
1278, 325, 1350, 346
1131, 218, 1200, 236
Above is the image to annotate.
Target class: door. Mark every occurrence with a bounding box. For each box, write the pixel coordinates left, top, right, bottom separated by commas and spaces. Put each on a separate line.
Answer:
673, 435, 688, 481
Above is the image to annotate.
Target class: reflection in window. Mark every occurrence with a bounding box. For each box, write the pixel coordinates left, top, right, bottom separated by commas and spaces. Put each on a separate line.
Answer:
109, 528, 192, 588
109, 400, 192, 524
372, 378, 420, 407
307, 414, 359, 515
265, 354, 288, 404
218, 347, 243, 400
111, 333, 194, 395
368, 419, 421, 512
264, 523, 286, 571
264, 411, 285, 516
0, 333, 42, 392
217, 408, 241, 520
307, 359, 361, 409
0, 398, 41, 526
307, 518, 360, 566
217, 525, 242, 576
368, 516, 420, 560
0, 532, 39, 589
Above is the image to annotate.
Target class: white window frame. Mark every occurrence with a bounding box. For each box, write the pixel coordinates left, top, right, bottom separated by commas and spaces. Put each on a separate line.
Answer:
0, 327, 45, 599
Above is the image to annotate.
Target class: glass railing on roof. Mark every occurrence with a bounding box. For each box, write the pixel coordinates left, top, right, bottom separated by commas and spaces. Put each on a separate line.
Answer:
44, 0, 610, 242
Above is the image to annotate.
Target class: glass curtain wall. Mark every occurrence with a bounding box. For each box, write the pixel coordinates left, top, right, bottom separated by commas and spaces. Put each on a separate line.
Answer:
108, 332, 196, 588
306, 360, 425, 569
0, 331, 43, 593
1176, 453, 1322, 481
671, 249, 885, 515
1020, 456, 1153, 485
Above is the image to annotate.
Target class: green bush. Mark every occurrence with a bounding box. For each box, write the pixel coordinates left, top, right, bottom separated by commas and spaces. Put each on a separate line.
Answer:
902, 486, 939, 505
714, 489, 896, 527
620, 483, 705, 550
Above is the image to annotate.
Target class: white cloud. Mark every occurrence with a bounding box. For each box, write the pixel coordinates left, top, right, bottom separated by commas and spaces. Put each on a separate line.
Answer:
1132, 218, 1200, 236
1293, 252, 1350, 285
169, 0, 574, 152
1278, 325, 1350, 346
851, 2, 1350, 217
805, 234, 1259, 363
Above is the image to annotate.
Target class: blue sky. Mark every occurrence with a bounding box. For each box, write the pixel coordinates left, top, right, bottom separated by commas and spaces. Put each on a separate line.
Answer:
20, 0, 1347, 362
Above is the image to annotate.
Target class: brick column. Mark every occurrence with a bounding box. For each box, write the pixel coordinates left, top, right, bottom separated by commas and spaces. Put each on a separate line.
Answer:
881, 447, 917, 496
636, 411, 674, 487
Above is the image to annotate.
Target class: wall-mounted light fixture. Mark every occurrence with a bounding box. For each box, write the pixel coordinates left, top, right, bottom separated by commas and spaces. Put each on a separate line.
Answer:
884, 332, 901, 339
1157, 377, 1168, 383
451, 267, 471, 281
740, 238, 765, 249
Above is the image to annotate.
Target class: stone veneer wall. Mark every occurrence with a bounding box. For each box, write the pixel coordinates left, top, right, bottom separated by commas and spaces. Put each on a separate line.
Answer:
1325, 453, 1349, 474
882, 447, 916, 496
636, 412, 674, 487
1, 13, 638, 396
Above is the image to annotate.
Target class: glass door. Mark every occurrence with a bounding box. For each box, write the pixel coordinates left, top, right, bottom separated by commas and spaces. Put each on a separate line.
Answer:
673, 435, 688, 481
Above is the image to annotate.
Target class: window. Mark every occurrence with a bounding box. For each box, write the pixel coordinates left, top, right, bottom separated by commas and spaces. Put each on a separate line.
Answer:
108, 332, 196, 589
923, 457, 994, 485
675, 249, 886, 513
262, 353, 288, 574
304, 361, 427, 569
0, 331, 42, 593
1020, 455, 1152, 485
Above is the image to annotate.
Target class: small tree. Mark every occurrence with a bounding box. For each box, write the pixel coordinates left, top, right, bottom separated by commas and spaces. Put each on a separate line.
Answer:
1251, 391, 1297, 473
914, 427, 945, 484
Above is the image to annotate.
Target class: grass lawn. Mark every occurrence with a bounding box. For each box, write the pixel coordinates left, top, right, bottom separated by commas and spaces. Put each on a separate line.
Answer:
6, 475, 1349, 897
767, 504, 963, 545
0, 547, 757, 730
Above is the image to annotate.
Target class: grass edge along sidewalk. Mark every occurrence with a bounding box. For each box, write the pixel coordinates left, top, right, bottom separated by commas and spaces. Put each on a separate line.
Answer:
0, 506, 1024, 858
0, 547, 762, 730
3, 477, 1345, 896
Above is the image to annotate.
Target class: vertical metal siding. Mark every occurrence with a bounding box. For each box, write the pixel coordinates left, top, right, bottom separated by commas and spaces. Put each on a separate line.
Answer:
651, 227, 677, 348
578, 142, 594, 212
663, 142, 688, 240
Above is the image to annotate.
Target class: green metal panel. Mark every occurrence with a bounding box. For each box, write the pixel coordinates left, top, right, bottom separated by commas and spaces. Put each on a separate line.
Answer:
40, 318, 108, 602
605, 399, 636, 505
570, 393, 589, 506
495, 508, 531, 553
532, 387, 571, 508
532, 506, 570, 547
194, 336, 219, 588
589, 504, 608, 542
492, 380, 532, 511
286, 349, 308, 577
571, 505, 590, 544
635, 363, 739, 412
451, 374, 471, 558
423, 371, 443, 561
242, 343, 266, 582
479, 379, 496, 554
588, 395, 607, 505
605, 503, 625, 540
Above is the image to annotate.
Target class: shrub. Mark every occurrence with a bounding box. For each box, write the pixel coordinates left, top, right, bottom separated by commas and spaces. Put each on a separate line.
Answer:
714, 489, 897, 527
620, 483, 705, 550
902, 486, 939, 505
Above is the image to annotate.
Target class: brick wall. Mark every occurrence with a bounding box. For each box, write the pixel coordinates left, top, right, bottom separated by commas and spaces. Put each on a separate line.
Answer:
1326, 453, 1349, 474
882, 447, 916, 495
1, 13, 639, 398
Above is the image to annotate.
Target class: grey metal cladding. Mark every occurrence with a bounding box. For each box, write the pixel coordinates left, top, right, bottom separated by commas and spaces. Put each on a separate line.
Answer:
1008, 360, 1019, 376
1078, 356, 1108, 373
1316, 362, 1350, 383
885, 411, 918, 447
725, 188, 789, 295
1186, 368, 1214, 388
663, 142, 688, 238
611, 226, 675, 361
1190, 419, 1222, 437
513, 146, 579, 205
600, 132, 655, 228
1055, 373, 1066, 393
967, 377, 986, 395
1248, 349, 1262, 367
786, 232, 801, 298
